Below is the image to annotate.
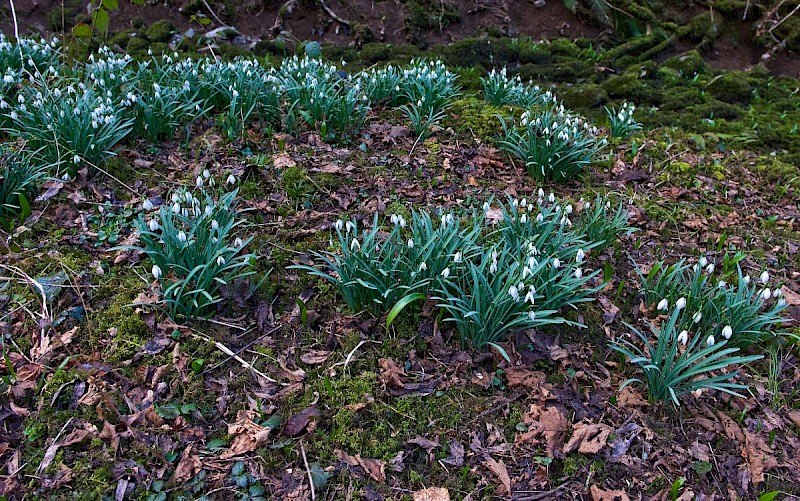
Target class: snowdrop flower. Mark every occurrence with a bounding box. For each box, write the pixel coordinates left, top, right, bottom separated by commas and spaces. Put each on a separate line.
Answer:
760, 271, 769, 284
525, 287, 536, 304
761, 288, 771, 300
538, 188, 544, 198
489, 260, 498, 274
657, 299, 669, 311
778, 297, 786, 307
196, 176, 203, 188
705, 263, 715, 274
216, 256, 226, 266
529, 311, 536, 321
406, 238, 414, 249
62, 172, 70, 182
204, 205, 213, 216
576, 248, 585, 263
565, 204, 573, 215
390, 214, 399, 225
172, 193, 181, 203
548, 193, 555, 203
743, 275, 751, 285
148, 219, 159, 231
706, 335, 715, 346
211, 220, 219, 232
172, 202, 181, 213
678, 330, 689, 345
693, 311, 702, 323
536, 213, 544, 223
483, 201, 491, 212
520, 214, 528, 224
718, 281, 727, 288
226, 174, 236, 185
203, 169, 211, 179
574, 268, 583, 279
441, 268, 450, 279
552, 258, 560, 269
773, 288, 783, 298
143, 199, 154, 211
234, 237, 243, 247
453, 251, 462, 263
73, 154, 81, 164
676, 297, 687, 310
350, 238, 361, 250
177, 231, 187, 242
152, 264, 162, 280
722, 325, 733, 339
509, 285, 520, 302
335, 219, 344, 231
345, 221, 355, 234
419, 262, 427, 272
699, 256, 708, 268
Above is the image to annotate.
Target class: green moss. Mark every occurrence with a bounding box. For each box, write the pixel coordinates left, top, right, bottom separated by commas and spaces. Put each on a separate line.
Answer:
662, 50, 708, 78
561, 83, 607, 110
126, 36, 150, 55
446, 97, 505, 143
405, 0, 460, 32
108, 30, 134, 49
91, 292, 149, 363
145, 20, 176, 43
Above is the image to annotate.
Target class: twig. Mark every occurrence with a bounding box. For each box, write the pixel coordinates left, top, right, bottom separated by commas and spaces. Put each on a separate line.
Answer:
300, 440, 316, 501
768, 2, 800, 34
333, 339, 367, 373
201, 0, 227, 27
203, 324, 282, 374
319, 0, 351, 27
189, 330, 280, 383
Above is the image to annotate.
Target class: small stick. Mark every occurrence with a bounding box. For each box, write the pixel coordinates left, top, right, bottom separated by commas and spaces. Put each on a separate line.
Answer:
300, 440, 316, 501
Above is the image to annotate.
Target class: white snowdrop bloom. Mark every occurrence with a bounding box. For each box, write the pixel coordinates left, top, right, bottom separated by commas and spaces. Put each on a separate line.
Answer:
407, 238, 414, 249
148, 219, 159, 231
211, 220, 220, 232
678, 330, 689, 345
172, 202, 181, 213
520, 214, 528, 224
441, 268, 450, 278
525, 287, 536, 304
718, 281, 727, 288
399, 216, 406, 228
203, 169, 211, 179
693, 311, 702, 323
62, 172, 71, 181
773, 288, 783, 298
489, 260, 498, 274
177, 231, 187, 242
419, 262, 427, 272
761, 288, 771, 300
351, 238, 361, 250
538, 188, 545, 198
657, 299, 669, 311
151, 264, 162, 279
699, 256, 708, 268
743, 275, 751, 285
390, 214, 399, 225
204, 205, 213, 216
705, 263, 715, 274
576, 248, 585, 263
142, 199, 153, 211
453, 251, 462, 263
778, 298, 786, 307
548, 193, 555, 203
722, 325, 733, 339
196, 176, 203, 188
520, 198, 527, 208
574, 268, 583, 279
706, 335, 715, 346
226, 174, 236, 185
335, 219, 344, 231
172, 193, 181, 203
529, 311, 536, 321
346, 221, 355, 234
552, 258, 560, 269
760, 271, 769, 284
73, 154, 81, 164
565, 204, 573, 215
676, 297, 687, 310
483, 201, 491, 212
509, 285, 520, 302
216, 256, 226, 266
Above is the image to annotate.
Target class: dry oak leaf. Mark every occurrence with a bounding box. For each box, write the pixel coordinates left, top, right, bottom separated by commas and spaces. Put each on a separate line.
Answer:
590, 484, 631, 501
516, 404, 568, 457
716, 411, 745, 443
174, 444, 202, 484
379, 358, 406, 388
504, 367, 545, 388
743, 433, 778, 484
483, 456, 512, 495
563, 422, 613, 455
335, 449, 386, 483
617, 386, 648, 408
413, 487, 451, 501
272, 152, 296, 169
300, 350, 331, 365
220, 410, 273, 459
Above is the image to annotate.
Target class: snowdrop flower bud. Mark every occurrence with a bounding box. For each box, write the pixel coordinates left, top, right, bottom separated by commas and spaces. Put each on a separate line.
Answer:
211, 220, 219, 231
536, 213, 544, 223
693, 311, 702, 323
172, 202, 181, 213
143, 199, 153, 211
676, 297, 687, 310
483, 202, 491, 212
574, 268, 583, 279
441, 268, 450, 278
576, 248, 585, 263
722, 325, 733, 339
706, 335, 715, 346
565, 204, 573, 215
552, 258, 560, 269
699, 256, 708, 268
177, 231, 187, 242
657, 299, 668, 311
529, 311, 536, 321
705, 263, 715, 274
520, 214, 528, 224
773, 288, 783, 298
148, 219, 159, 231
73, 154, 81, 164
203, 169, 210, 179
216, 256, 226, 266
226, 174, 236, 185
760, 271, 769, 284
537, 188, 544, 198
335, 219, 344, 231
390, 214, 399, 225
761, 288, 771, 300
399, 216, 406, 228
407, 238, 414, 248
152, 264, 162, 279
778, 298, 786, 307
678, 330, 689, 345
196, 176, 203, 188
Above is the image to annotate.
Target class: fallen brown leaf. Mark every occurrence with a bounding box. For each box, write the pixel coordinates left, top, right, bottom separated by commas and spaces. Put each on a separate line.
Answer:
743, 432, 778, 483
173, 444, 202, 484
221, 410, 273, 459
563, 422, 613, 455
335, 449, 387, 482
413, 487, 451, 501
282, 406, 320, 437
300, 350, 331, 365
590, 484, 631, 501
483, 456, 512, 495
516, 404, 568, 457
504, 367, 545, 388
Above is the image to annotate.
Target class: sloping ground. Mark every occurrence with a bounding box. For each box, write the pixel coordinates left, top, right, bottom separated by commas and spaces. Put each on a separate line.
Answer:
1, 21, 800, 501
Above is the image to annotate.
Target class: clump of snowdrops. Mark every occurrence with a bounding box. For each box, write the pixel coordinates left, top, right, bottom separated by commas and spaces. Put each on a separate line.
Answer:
605, 101, 641, 138
481, 67, 558, 109
119, 174, 255, 320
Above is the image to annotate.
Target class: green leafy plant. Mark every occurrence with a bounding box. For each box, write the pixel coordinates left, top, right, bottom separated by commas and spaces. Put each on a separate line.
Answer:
606, 101, 642, 138
575, 194, 636, 252
481, 67, 558, 108
638, 256, 788, 349
0, 145, 50, 228
610, 308, 762, 405
499, 106, 606, 182
118, 176, 255, 320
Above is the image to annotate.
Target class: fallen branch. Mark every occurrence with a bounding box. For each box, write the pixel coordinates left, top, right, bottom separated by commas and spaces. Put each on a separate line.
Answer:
319, 0, 351, 27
